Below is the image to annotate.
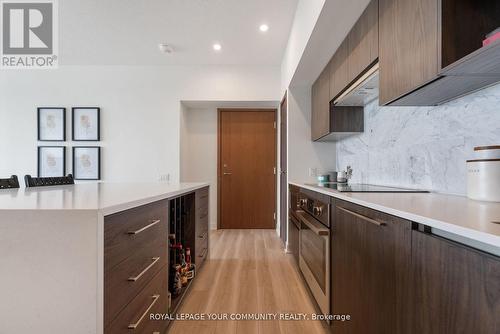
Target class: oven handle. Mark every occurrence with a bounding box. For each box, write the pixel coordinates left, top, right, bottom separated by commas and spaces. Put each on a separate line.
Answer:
290, 214, 301, 229
296, 210, 329, 236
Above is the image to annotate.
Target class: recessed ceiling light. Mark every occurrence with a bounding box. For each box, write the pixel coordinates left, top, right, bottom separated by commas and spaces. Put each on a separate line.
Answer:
259, 24, 269, 32
213, 43, 222, 51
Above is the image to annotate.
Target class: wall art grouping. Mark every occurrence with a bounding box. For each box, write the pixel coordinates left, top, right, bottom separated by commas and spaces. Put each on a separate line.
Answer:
37, 107, 102, 180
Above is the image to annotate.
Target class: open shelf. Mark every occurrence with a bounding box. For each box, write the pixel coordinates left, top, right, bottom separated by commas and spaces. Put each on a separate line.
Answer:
441, 0, 500, 74
169, 278, 194, 313
168, 193, 195, 312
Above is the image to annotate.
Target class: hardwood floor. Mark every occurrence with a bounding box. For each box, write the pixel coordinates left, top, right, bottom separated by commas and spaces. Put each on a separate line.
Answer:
168, 229, 329, 334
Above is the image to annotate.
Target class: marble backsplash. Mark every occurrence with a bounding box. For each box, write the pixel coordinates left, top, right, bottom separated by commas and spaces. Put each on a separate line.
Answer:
336, 83, 500, 195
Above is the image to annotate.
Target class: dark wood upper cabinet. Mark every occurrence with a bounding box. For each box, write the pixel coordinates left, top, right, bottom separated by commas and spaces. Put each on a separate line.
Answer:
330, 0, 379, 102
409, 230, 500, 334
311, 63, 331, 140
346, 0, 379, 90
379, 0, 500, 105
331, 200, 411, 334
312, 72, 364, 141
378, 0, 439, 105
329, 39, 350, 101
312, 0, 377, 141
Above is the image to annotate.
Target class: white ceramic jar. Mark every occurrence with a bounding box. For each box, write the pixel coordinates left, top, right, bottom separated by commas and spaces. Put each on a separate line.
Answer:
467, 146, 500, 202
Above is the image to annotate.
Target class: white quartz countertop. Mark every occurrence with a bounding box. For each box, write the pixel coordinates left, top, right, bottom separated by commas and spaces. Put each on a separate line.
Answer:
290, 181, 500, 248
0, 182, 209, 215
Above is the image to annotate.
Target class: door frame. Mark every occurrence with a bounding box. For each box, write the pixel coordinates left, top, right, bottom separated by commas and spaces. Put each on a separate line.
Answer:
279, 91, 288, 246
217, 108, 278, 229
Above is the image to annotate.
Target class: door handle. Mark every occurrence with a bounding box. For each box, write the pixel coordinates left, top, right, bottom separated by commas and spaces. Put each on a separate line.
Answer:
223, 172, 232, 175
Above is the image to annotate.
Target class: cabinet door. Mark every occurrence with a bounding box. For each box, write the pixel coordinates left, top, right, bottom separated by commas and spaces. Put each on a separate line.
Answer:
331, 200, 411, 334
329, 39, 350, 100
410, 231, 500, 334
311, 63, 331, 141
379, 0, 439, 105
348, 0, 379, 83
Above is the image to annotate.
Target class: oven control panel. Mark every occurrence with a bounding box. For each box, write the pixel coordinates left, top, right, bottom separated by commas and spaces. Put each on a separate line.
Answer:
298, 194, 330, 228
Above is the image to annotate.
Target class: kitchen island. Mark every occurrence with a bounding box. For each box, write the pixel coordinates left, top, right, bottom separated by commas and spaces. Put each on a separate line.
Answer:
0, 182, 209, 334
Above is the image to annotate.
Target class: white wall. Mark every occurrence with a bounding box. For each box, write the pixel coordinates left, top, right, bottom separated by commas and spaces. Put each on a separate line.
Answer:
0, 65, 281, 183
180, 107, 218, 230
288, 86, 336, 182
281, 0, 371, 90
281, 0, 326, 91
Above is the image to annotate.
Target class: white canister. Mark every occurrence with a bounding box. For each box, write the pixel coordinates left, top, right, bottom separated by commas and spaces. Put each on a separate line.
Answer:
467, 159, 500, 202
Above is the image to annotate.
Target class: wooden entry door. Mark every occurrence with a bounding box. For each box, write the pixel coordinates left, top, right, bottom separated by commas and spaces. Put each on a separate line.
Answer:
218, 109, 277, 229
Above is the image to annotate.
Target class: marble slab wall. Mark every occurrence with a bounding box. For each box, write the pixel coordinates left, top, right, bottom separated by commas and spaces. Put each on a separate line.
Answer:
336, 83, 500, 195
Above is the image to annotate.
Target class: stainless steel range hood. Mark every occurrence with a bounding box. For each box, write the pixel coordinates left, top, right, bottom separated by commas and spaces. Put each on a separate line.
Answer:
334, 62, 379, 107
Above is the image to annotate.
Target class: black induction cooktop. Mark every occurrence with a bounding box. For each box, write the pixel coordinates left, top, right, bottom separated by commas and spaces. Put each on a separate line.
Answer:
308, 182, 429, 193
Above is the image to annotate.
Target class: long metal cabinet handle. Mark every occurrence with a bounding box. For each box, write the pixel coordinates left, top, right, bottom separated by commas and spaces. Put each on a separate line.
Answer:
128, 294, 160, 329
199, 248, 208, 258
127, 220, 160, 235
337, 207, 386, 227
128, 257, 161, 282
296, 210, 329, 236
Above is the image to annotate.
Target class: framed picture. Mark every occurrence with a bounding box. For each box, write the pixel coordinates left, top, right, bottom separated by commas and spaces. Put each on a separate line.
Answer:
38, 107, 66, 141
72, 107, 100, 141
38, 146, 66, 177
73, 146, 101, 180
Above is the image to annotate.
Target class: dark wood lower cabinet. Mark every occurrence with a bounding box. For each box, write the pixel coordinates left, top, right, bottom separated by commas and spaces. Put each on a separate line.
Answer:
104, 200, 168, 329
329, 197, 500, 334
331, 199, 412, 334
106, 266, 169, 334
409, 230, 500, 334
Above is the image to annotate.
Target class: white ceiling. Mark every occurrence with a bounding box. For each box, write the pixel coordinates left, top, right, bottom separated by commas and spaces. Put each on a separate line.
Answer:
59, 0, 298, 66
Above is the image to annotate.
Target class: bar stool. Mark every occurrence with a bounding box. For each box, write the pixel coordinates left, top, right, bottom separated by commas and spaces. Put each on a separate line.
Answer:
24, 174, 75, 187
0, 175, 20, 189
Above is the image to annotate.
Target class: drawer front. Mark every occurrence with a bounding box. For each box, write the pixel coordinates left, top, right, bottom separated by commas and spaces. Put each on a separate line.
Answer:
195, 187, 209, 209
196, 205, 209, 220
195, 237, 209, 267
196, 211, 208, 233
333, 199, 412, 229
104, 200, 168, 272
105, 266, 169, 334
104, 236, 167, 327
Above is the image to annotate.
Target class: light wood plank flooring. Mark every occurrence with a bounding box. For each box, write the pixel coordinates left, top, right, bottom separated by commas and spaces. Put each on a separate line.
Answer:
169, 229, 329, 334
